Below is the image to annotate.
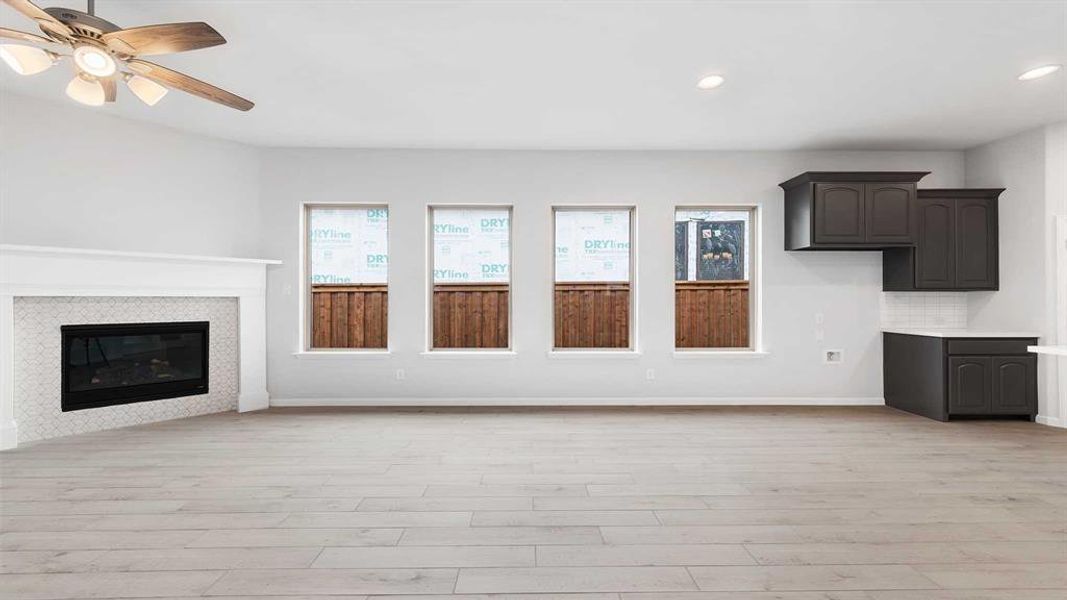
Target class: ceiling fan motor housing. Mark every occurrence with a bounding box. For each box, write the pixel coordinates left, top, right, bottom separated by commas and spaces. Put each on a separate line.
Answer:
43, 7, 119, 41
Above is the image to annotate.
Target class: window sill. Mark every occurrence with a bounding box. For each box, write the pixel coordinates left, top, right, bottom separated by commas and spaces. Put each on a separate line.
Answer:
420, 351, 517, 359
547, 350, 642, 359
292, 350, 391, 359
672, 350, 769, 359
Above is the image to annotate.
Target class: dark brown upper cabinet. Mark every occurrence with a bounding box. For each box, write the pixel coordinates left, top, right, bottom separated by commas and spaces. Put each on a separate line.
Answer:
780, 172, 929, 250
882, 188, 1001, 291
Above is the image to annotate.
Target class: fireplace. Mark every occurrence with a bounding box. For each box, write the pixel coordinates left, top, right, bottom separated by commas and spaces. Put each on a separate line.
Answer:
61, 321, 209, 412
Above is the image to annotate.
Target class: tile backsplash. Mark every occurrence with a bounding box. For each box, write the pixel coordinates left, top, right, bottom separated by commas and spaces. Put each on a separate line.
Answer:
880, 292, 968, 329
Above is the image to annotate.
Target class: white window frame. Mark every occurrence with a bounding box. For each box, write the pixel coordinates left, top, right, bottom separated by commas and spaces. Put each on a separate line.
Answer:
550, 205, 637, 353
426, 204, 514, 353
298, 202, 390, 354
672, 204, 762, 354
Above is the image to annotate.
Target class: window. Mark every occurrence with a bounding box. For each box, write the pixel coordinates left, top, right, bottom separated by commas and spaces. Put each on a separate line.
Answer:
674, 207, 755, 349
306, 205, 388, 349
553, 207, 634, 349
430, 207, 511, 349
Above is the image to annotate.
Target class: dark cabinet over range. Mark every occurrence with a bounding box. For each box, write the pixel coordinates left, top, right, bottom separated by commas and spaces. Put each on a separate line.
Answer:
883, 189, 1001, 291
779, 171, 929, 250
884, 332, 1037, 422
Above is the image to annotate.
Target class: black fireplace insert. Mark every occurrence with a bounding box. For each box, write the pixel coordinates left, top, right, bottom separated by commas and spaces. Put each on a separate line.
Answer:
61, 321, 209, 412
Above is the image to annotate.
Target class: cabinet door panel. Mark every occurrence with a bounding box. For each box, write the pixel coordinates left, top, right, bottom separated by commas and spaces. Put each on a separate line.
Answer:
915, 198, 955, 289
991, 356, 1036, 414
948, 356, 991, 414
865, 183, 914, 244
814, 183, 865, 244
955, 198, 997, 289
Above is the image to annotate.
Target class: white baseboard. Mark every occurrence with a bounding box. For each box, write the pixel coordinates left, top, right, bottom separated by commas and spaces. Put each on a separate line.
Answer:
1036, 415, 1066, 428
269, 396, 886, 408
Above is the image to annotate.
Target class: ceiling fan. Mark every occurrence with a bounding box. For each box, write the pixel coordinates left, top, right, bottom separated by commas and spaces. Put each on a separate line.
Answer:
0, 0, 253, 110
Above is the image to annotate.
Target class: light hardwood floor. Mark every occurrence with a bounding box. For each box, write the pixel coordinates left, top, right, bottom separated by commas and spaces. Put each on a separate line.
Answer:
1, 406, 1066, 599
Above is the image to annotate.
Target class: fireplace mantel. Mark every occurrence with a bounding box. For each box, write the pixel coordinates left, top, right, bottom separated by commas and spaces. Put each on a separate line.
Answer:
0, 245, 282, 449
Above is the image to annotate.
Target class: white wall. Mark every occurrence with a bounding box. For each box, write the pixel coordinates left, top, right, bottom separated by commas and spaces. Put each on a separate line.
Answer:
0, 92, 261, 258
1049, 122, 1067, 426
260, 149, 964, 402
965, 122, 1067, 424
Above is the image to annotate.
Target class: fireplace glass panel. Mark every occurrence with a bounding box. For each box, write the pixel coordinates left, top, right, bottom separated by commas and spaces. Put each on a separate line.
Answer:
66, 332, 204, 392
61, 322, 209, 412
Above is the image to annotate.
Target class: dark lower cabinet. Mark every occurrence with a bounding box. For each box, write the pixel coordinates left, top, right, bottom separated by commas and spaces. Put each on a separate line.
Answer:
885, 333, 1037, 422
992, 355, 1037, 414
883, 189, 1001, 291
948, 356, 991, 414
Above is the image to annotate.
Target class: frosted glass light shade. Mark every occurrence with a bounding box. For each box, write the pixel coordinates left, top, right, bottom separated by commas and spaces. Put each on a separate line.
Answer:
124, 74, 167, 106
72, 45, 116, 77
65, 75, 105, 106
0, 44, 56, 75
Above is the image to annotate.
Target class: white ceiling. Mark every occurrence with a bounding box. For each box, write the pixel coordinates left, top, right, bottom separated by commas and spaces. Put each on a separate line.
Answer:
1, 1, 1065, 150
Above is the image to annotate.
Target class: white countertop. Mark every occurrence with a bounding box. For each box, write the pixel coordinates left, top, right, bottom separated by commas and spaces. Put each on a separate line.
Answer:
883, 329, 1041, 339
1028, 345, 1067, 357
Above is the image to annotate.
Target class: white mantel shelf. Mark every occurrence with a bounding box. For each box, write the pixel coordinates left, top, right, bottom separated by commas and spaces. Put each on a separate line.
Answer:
0, 245, 282, 450
0, 244, 282, 266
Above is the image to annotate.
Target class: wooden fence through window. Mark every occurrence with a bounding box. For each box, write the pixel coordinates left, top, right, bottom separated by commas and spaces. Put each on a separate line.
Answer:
675, 280, 750, 348
311, 284, 388, 349
554, 282, 631, 348
312, 280, 748, 350
432, 283, 510, 348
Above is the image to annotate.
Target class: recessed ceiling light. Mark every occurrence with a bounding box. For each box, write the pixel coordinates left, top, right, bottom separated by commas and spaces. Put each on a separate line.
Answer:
1018, 64, 1062, 81
697, 75, 726, 90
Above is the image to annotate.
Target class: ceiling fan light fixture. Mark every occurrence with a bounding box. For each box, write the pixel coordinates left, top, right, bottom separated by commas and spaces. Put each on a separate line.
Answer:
72, 44, 116, 77
123, 72, 167, 106
1, 0, 251, 111
65, 74, 105, 106
0, 43, 57, 75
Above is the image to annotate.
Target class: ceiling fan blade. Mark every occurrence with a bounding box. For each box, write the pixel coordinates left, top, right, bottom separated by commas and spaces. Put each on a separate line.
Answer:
102, 22, 225, 56
101, 77, 116, 102
1, 0, 72, 39
126, 59, 253, 111
0, 26, 57, 45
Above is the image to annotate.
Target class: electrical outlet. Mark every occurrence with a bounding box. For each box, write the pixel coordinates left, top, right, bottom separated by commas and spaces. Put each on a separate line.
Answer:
395, 369, 406, 381
814, 312, 825, 325
283, 284, 293, 296
824, 349, 844, 365
646, 369, 655, 381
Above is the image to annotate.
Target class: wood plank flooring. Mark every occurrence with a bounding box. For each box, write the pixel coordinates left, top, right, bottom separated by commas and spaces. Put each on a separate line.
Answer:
1, 406, 1065, 599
